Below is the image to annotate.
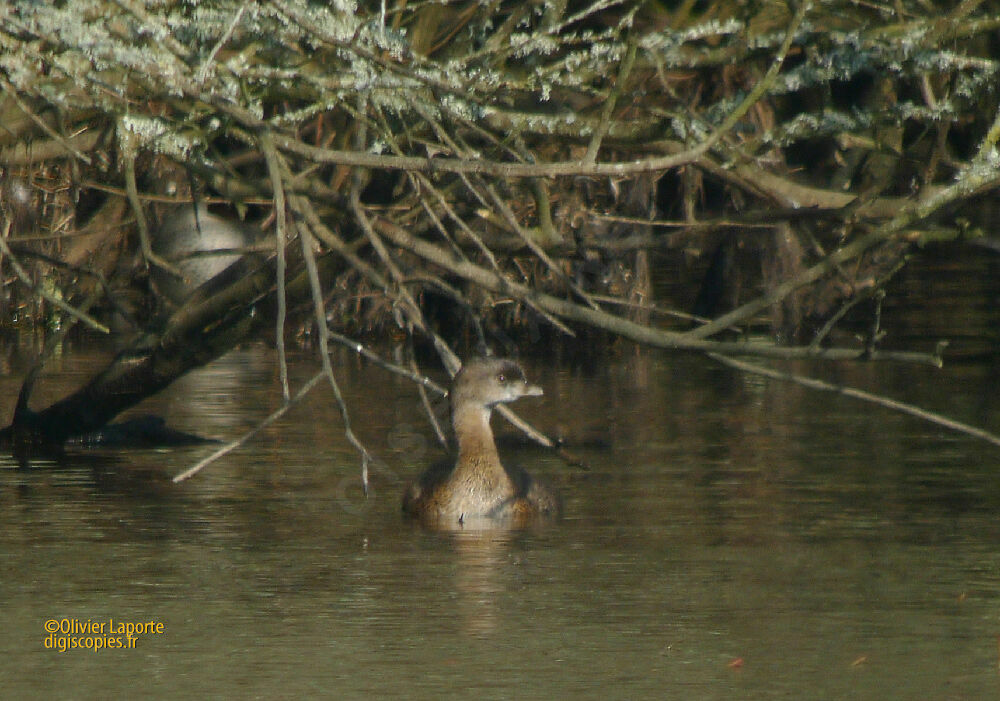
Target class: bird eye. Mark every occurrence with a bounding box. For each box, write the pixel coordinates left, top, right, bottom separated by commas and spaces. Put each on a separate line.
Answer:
496, 373, 506, 383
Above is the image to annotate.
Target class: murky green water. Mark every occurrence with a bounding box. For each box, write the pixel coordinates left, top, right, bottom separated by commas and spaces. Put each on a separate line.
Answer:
2, 250, 1000, 699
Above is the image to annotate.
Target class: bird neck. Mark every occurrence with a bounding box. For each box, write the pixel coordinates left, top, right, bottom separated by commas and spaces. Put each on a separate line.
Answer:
452, 403, 503, 477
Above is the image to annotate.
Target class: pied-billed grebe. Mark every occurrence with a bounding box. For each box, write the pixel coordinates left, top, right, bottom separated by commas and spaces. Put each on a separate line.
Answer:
403, 358, 560, 528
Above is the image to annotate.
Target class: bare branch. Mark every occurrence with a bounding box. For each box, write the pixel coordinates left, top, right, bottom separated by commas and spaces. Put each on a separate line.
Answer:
709, 353, 1000, 449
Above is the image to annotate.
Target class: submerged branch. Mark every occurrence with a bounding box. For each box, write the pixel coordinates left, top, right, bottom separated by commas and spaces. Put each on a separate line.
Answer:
173, 370, 327, 483
709, 353, 1000, 449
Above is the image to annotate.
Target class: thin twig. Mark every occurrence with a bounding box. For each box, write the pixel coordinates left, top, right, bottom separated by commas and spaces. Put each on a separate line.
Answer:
122, 142, 183, 278
326, 329, 447, 396
699, 1, 810, 156
299, 204, 375, 494
583, 38, 637, 165
0, 221, 109, 334
396, 107, 575, 335
708, 352, 1000, 449
173, 371, 326, 483
409, 349, 449, 448
0, 77, 92, 165
196, 4, 247, 83
481, 179, 600, 312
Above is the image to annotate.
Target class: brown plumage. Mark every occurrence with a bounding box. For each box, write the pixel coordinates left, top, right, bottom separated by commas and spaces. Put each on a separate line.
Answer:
403, 358, 560, 529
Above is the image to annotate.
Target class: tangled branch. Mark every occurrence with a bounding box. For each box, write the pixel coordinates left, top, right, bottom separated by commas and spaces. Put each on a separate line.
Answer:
2, 0, 1000, 465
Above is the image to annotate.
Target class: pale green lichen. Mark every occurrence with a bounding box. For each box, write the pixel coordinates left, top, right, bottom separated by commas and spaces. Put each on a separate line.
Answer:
119, 114, 195, 158
1, 0, 997, 193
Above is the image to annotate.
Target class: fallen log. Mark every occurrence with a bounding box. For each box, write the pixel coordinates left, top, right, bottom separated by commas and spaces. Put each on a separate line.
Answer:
0, 239, 342, 451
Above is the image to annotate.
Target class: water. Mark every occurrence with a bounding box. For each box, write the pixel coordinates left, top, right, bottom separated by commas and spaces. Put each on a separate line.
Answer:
2, 249, 1000, 698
